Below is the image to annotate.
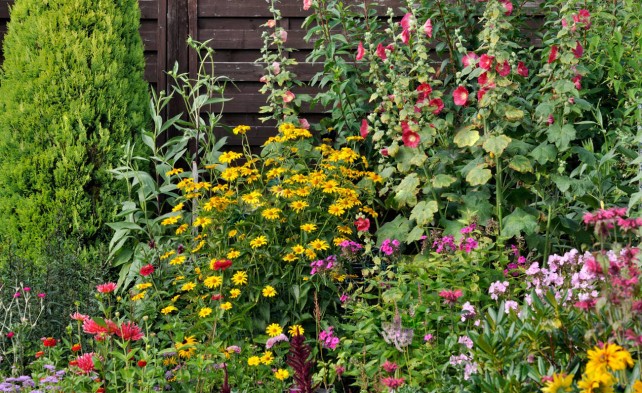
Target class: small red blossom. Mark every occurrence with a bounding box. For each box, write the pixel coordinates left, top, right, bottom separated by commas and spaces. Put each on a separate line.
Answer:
478, 54, 494, 70
96, 282, 116, 294
478, 72, 489, 86
381, 377, 405, 389
212, 259, 233, 271
360, 119, 369, 138
6, 332, 14, 339
428, 98, 444, 115
453, 86, 469, 106
573, 41, 583, 58
439, 289, 463, 305
137, 360, 148, 367
37, 293, 46, 299
477, 87, 490, 102
354, 217, 370, 232
42, 337, 57, 347
140, 264, 155, 276
35, 351, 45, 359
382, 360, 398, 373
356, 41, 365, 61
376, 43, 389, 60
401, 122, 420, 148
577, 9, 591, 29
211, 294, 223, 301
547, 45, 558, 64
496, 60, 510, 77
416, 83, 432, 100
517, 61, 529, 77
71, 343, 82, 352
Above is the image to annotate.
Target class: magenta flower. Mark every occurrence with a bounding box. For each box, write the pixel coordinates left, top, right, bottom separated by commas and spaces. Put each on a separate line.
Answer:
439, 289, 463, 305
462, 52, 479, 68
401, 122, 420, 148
423, 18, 432, 37
428, 98, 444, 115
381, 377, 405, 389
478, 54, 494, 70
573, 41, 583, 58
96, 282, 116, 294
382, 360, 398, 373
37, 293, 46, 299
360, 119, 369, 138
547, 45, 558, 64
502, 0, 513, 16
517, 61, 529, 77
495, 60, 510, 77
356, 41, 365, 61
453, 86, 469, 106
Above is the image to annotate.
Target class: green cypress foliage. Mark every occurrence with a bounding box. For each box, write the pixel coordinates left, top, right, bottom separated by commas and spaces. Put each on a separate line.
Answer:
0, 0, 149, 265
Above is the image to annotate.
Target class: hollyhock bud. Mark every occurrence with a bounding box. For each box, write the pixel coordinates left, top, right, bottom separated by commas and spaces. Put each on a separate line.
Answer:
360, 119, 369, 138
547, 114, 555, 125
453, 86, 469, 106
259, 75, 268, 83
266, 19, 276, 28
502, 0, 513, 16
517, 61, 528, 77
380, 148, 389, 157
299, 118, 310, 129
272, 62, 281, 75
283, 91, 295, 103
356, 41, 365, 61
423, 18, 432, 37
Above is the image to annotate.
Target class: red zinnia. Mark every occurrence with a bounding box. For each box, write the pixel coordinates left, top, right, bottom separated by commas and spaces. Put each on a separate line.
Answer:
453, 86, 469, 106
96, 282, 116, 294
547, 45, 558, 64
356, 41, 365, 61
354, 217, 370, 232
212, 259, 233, 271
42, 337, 57, 347
137, 360, 147, 367
140, 264, 155, 277
35, 351, 45, 358
517, 61, 528, 77
116, 321, 144, 342
478, 54, 494, 70
76, 353, 95, 374
71, 343, 82, 352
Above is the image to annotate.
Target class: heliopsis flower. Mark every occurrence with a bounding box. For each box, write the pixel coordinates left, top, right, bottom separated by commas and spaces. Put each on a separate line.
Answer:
250, 236, 268, 248
305, 248, 317, 260
166, 167, 184, 176
328, 204, 345, 216
309, 239, 330, 251
219, 151, 243, 164
233, 125, 251, 135
633, 380, 642, 393
204, 275, 223, 288
232, 271, 248, 286
541, 373, 573, 393
266, 323, 283, 337
198, 307, 213, 318
161, 215, 182, 226
290, 200, 309, 212
169, 255, 187, 265
191, 240, 206, 253
283, 253, 298, 262
292, 244, 305, 254
230, 289, 241, 298
193, 217, 213, 228
175, 336, 197, 359
262, 286, 277, 297
172, 202, 184, 212
288, 325, 304, 337
300, 223, 317, 232
262, 208, 282, 220
131, 291, 146, 301
337, 225, 352, 234
161, 305, 178, 315
274, 369, 290, 381
160, 250, 175, 260
577, 370, 615, 393
260, 351, 274, 365
136, 282, 152, 290
248, 356, 260, 366
220, 302, 232, 311
227, 249, 241, 259
586, 343, 634, 375
181, 282, 197, 292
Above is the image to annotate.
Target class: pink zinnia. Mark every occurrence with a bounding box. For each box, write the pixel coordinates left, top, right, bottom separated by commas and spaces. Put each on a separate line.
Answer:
356, 41, 365, 61
116, 321, 144, 341
70, 312, 89, 321
428, 98, 444, 115
547, 45, 558, 64
96, 282, 116, 294
453, 86, 469, 106
83, 318, 118, 336
360, 119, 369, 138
423, 18, 432, 37
478, 54, 494, 70
139, 264, 154, 277
517, 61, 528, 77
75, 353, 95, 374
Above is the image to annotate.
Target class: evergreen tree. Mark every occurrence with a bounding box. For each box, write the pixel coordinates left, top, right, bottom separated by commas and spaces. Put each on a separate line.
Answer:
0, 0, 149, 266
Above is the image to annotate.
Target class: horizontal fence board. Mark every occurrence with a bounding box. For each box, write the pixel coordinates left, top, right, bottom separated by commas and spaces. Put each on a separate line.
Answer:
140, 20, 158, 51
139, 0, 158, 19
144, 51, 157, 81
216, 61, 321, 82
199, 28, 313, 50
198, 0, 407, 17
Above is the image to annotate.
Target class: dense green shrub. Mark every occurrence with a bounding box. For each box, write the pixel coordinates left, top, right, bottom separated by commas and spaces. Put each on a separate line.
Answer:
0, 0, 149, 266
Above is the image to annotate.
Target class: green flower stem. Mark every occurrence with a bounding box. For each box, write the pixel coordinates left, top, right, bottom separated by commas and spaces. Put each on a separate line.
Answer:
495, 154, 503, 238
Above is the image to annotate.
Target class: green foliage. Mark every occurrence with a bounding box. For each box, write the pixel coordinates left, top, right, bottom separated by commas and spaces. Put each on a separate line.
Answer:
0, 0, 149, 266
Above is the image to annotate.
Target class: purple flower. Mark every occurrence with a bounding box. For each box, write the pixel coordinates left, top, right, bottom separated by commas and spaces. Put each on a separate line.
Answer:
460, 302, 476, 322
266, 334, 289, 349
488, 281, 509, 300
458, 335, 474, 349
319, 327, 340, 350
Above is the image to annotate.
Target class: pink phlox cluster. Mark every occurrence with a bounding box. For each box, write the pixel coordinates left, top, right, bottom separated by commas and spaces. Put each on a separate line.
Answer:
381, 314, 414, 351
266, 334, 289, 349
433, 225, 479, 254
380, 239, 400, 256
460, 302, 476, 322
310, 255, 337, 275
319, 326, 340, 350
488, 281, 509, 300
449, 354, 478, 380
433, 235, 456, 253
458, 335, 473, 349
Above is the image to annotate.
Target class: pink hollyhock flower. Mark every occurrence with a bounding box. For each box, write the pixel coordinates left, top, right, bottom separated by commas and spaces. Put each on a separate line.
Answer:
376, 43, 387, 60
573, 41, 583, 58
517, 61, 528, 77
416, 83, 432, 100
478, 72, 489, 86
139, 264, 154, 277
573, 74, 583, 89
275, 29, 287, 42
266, 19, 276, 28
117, 322, 144, 341
479, 54, 494, 70
547, 45, 558, 64
272, 61, 281, 75
299, 118, 310, 129
423, 18, 432, 37
303, 0, 312, 11
75, 353, 95, 374
401, 29, 410, 45
354, 217, 370, 232
502, 0, 513, 16
453, 86, 469, 106
428, 98, 444, 114
400, 13, 414, 44
401, 122, 420, 148
496, 60, 510, 77
259, 75, 268, 83
360, 119, 369, 138
462, 52, 479, 68
382, 360, 398, 373
96, 282, 116, 294
577, 9, 591, 29
356, 41, 365, 61
283, 91, 295, 103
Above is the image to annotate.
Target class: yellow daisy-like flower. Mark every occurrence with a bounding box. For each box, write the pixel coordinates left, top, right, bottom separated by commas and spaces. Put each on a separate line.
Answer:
227, 249, 241, 259
161, 250, 175, 260
309, 239, 330, 251
304, 248, 317, 260
230, 288, 241, 298
266, 323, 283, 337
247, 356, 260, 366
274, 369, 290, 381
169, 255, 187, 265
292, 244, 305, 255
176, 224, 189, 235
161, 305, 178, 315
198, 307, 213, 318
175, 336, 197, 359
541, 373, 573, 393
191, 240, 206, 253
232, 271, 248, 286
241, 191, 262, 206
161, 215, 182, 226
577, 370, 615, 393
260, 351, 274, 365
250, 236, 268, 249
586, 343, 634, 375
289, 200, 309, 213
171, 294, 180, 302
328, 204, 345, 216
322, 180, 340, 193
181, 282, 196, 292
337, 225, 352, 235
219, 151, 243, 164
166, 168, 184, 176
172, 202, 184, 212
300, 223, 317, 232
193, 217, 213, 228
633, 381, 642, 393
261, 208, 282, 220
163, 357, 177, 366
283, 253, 298, 262
204, 275, 223, 289
233, 125, 251, 135
136, 283, 152, 290
131, 291, 146, 301
228, 229, 238, 237
262, 285, 277, 298
333, 237, 348, 246
220, 302, 232, 311
360, 206, 379, 217
288, 325, 304, 337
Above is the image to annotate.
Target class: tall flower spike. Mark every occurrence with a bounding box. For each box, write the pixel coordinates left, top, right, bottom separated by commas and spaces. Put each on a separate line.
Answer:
286, 334, 318, 393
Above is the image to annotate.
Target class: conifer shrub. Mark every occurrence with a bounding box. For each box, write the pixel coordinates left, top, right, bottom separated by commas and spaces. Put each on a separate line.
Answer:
0, 0, 149, 266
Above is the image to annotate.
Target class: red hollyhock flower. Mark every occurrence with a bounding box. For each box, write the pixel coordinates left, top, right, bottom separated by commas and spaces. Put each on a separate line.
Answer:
477, 87, 490, 102
356, 41, 365, 61
401, 125, 420, 148
96, 282, 116, 294
547, 45, 558, 64
453, 86, 469, 106
502, 0, 513, 16
137, 360, 147, 367
517, 61, 528, 77
416, 83, 432, 100
478, 72, 489, 86
360, 119, 369, 138
428, 98, 444, 115
462, 52, 479, 68
212, 259, 233, 271
139, 264, 155, 277
573, 74, 582, 89
478, 54, 494, 70
577, 9, 591, 29
116, 321, 144, 342
376, 43, 387, 60
42, 337, 57, 347
354, 217, 370, 232
573, 41, 583, 58
423, 18, 432, 37
495, 60, 510, 77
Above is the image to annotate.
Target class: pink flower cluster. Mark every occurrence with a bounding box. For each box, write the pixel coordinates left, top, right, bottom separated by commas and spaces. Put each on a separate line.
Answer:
432, 232, 479, 254
310, 255, 337, 275
76, 314, 144, 342
319, 326, 340, 350
439, 289, 463, 305
380, 239, 400, 256
583, 207, 642, 238
488, 281, 509, 300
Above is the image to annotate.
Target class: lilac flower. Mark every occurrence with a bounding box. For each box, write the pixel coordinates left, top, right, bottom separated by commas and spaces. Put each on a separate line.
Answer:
488, 281, 509, 300
464, 362, 479, 380
458, 335, 473, 349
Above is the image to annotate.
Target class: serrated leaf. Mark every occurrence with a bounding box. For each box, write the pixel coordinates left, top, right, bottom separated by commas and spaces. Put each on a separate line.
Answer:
466, 165, 492, 186
394, 173, 420, 207
454, 126, 480, 147
547, 123, 575, 151
432, 174, 456, 188
483, 134, 512, 157
409, 200, 439, 226
530, 142, 557, 164
502, 208, 539, 238
508, 155, 533, 173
